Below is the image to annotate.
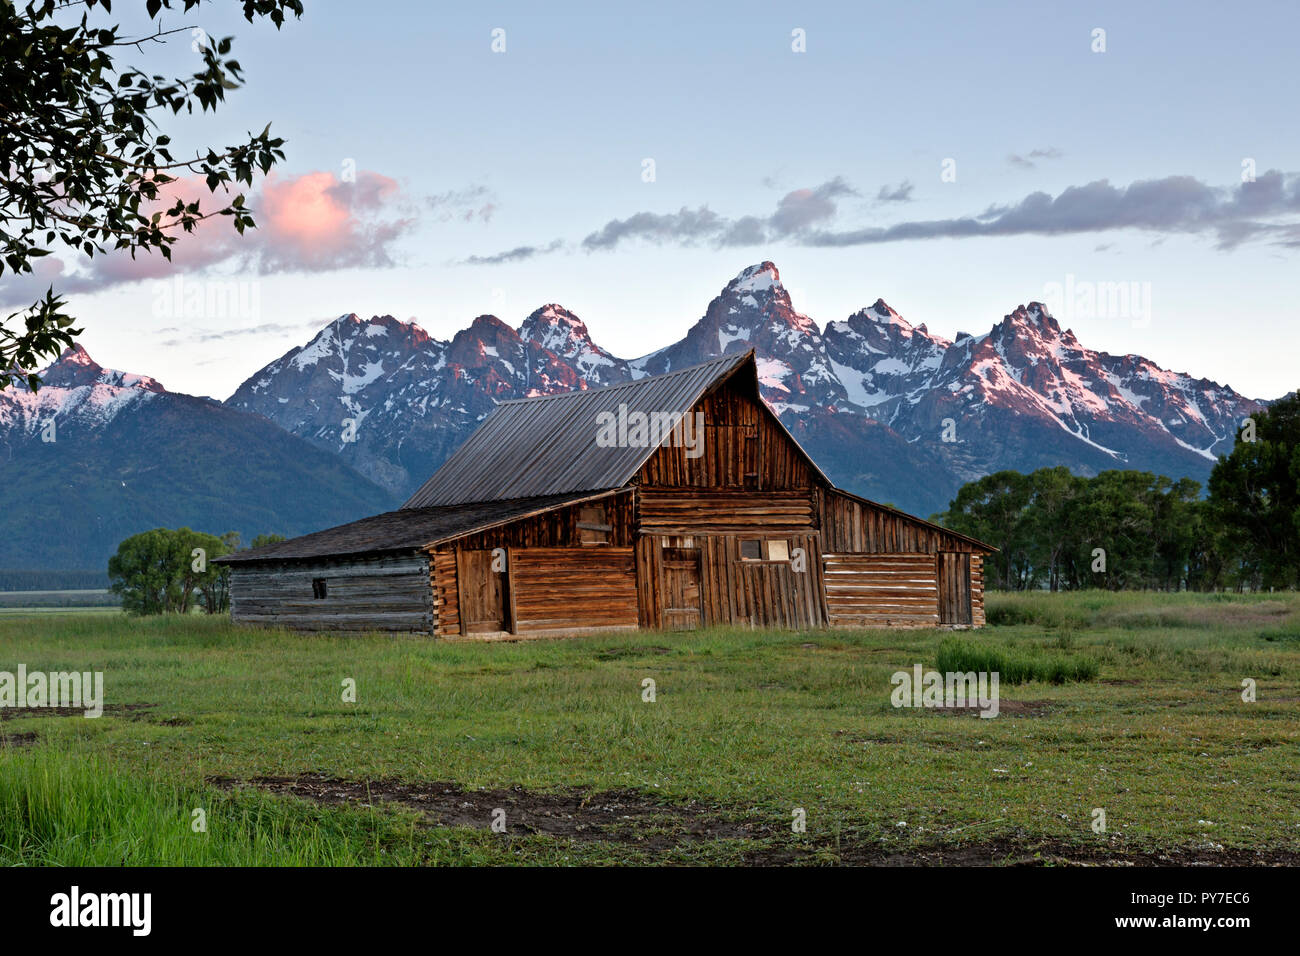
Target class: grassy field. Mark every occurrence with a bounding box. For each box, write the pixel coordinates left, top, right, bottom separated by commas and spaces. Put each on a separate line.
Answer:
0, 589, 120, 611
1, 590, 1297, 866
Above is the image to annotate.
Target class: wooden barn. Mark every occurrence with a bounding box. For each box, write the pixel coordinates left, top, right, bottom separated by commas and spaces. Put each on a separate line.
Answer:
217, 351, 995, 636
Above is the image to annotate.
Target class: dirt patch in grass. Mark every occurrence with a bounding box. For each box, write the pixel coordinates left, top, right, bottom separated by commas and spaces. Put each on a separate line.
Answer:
0, 702, 195, 726
210, 774, 774, 849
782, 838, 1300, 867
930, 699, 1055, 718
211, 774, 1300, 865
0, 703, 154, 720
0, 730, 37, 747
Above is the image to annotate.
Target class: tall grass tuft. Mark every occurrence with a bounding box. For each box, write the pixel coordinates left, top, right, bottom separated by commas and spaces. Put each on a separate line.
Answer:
0, 751, 423, 866
936, 638, 1099, 685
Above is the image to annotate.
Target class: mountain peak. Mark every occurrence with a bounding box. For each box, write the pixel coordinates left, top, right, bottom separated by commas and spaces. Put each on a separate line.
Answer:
39, 344, 166, 393
468, 314, 513, 334
864, 298, 912, 328
520, 303, 589, 340
518, 304, 627, 385
1006, 301, 1061, 331
62, 343, 96, 367
730, 261, 782, 293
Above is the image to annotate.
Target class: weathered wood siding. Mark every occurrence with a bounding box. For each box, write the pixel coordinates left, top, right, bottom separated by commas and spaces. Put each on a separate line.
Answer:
442, 491, 634, 550
822, 553, 939, 628
510, 547, 638, 633
230, 553, 432, 631
816, 488, 981, 554
937, 551, 973, 625
635, 535, 663, 629
431, 550, 460, 636
972, 554, 985, 627
637, 380, 815, 490
638, 488, 814, 534
637, 532, 825, 631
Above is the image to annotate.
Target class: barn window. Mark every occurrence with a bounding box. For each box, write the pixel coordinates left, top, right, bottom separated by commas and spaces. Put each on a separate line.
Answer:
577, 503, 611, 546
740, 539, 790, 562
311, 578, 327, 599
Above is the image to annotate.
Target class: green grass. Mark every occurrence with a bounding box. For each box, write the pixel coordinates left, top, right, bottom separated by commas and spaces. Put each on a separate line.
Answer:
936, 636, 1099, 684
0, 590, 1298, 865
0, 751, 427, 865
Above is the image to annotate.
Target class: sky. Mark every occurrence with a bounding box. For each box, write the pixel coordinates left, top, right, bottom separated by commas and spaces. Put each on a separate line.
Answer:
4, 0, 1298, 400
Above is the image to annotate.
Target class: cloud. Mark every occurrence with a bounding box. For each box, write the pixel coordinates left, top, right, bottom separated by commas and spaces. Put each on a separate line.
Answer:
1007, 147, 1064, 169
253, 170, 413, 272
157, 318, 329, 348
768, 177, 857, 234
452, 169, 1300, 268
427, 185, 497, 223
803, 171, 1300, 250
0, 169, 420, 307
459, 239, 565, 265
581, 206, 728, 252
876, 180, 915, 203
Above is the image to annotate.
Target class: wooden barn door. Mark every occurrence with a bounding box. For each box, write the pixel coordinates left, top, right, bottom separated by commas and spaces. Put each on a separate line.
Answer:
937, 552, 973, 626
661, 547, 702, 631
456, 550, 508, 634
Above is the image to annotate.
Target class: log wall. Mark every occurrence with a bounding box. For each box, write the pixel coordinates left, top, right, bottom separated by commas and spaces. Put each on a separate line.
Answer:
822, 553, 939, 628
431, 550, 459, 636
230, 552, 432, 631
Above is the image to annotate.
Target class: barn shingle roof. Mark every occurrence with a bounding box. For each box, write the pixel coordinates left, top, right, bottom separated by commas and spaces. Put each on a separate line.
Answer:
214, 490, 624, 564
402, 350, 816, 508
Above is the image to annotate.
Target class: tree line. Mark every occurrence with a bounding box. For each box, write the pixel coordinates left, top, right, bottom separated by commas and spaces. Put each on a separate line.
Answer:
933, 392, 1299, 591
108, 529, 284, 615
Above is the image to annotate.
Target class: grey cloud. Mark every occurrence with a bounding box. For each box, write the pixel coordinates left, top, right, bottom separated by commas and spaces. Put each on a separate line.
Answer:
427, 185, 497, 223
876, 180, 915, 203
158, 319, 328, 348
581, 207, 727, 251
1008, 147, 1064, 169
460, 239, 565, 266
804, 171, 1300, 250
769, 177, 857, 234
454, 170, 1300, 267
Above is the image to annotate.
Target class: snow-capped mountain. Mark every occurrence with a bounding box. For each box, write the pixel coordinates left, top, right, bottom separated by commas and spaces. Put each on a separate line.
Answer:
633, 262, 847, 414
0, 346, 398, 570
226, 262, 1265, 516
0, 344, 166, 437
227, 307, 632, 494
822, 299, 1263, 488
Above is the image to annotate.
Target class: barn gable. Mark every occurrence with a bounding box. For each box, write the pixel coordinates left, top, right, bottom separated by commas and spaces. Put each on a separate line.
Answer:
402, 351, 827, 508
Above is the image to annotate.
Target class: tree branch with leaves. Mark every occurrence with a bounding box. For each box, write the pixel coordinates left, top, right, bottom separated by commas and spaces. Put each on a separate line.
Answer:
0, 0, 302, 389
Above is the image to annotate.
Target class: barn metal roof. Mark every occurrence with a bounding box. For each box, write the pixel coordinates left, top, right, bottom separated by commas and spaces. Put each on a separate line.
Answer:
402, 350, 821, 508
214, 490, 626, 564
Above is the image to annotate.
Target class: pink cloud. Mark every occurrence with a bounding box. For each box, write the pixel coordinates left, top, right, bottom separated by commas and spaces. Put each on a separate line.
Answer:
257, 170, 409, 271
0, 169, 416, 306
